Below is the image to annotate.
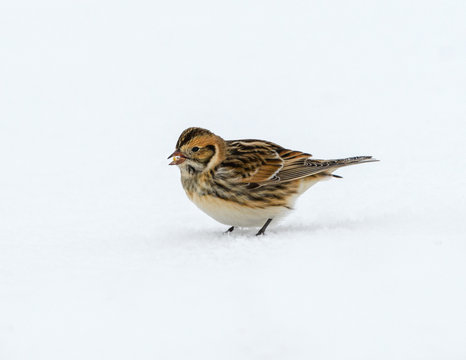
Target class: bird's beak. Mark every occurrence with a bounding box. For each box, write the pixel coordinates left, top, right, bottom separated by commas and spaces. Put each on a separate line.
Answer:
168, 150, 187, 165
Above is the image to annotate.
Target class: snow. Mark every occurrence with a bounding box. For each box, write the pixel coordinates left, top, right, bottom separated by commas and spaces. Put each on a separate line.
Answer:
1, 0, 466, 359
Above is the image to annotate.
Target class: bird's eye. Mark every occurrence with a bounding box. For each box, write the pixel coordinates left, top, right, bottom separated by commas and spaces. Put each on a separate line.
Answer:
192, 146, 200, 152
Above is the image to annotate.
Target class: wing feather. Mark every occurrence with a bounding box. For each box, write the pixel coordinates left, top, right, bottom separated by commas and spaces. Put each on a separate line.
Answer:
220, 139, 376, 186
221, 140, 311, 184
220, 140, 284, 183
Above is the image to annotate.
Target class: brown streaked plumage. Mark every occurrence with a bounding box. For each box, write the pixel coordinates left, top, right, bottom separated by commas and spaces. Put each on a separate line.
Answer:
168, 127, 378, 235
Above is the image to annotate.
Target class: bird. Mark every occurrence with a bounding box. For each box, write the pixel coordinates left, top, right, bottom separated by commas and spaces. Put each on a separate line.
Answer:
168, 127, 378, 236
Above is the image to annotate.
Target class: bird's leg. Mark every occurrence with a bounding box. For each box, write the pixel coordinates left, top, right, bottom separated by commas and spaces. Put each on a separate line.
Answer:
256, 219, 273, 236
225, 226, 235, 234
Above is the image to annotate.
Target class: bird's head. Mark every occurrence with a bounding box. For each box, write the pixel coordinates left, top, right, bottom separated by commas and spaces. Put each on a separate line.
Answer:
168, 127, 226, 174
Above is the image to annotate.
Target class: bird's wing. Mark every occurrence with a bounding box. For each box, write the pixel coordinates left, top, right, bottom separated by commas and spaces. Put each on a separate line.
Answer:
221, 140, 377, 186
221, 140, 311, 184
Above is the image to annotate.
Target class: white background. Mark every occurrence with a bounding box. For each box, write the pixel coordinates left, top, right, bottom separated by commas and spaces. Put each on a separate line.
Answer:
1, 1, 465, 359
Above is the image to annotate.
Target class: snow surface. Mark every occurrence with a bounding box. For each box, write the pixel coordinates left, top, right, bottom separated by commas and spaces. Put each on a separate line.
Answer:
1, 1, 466, 359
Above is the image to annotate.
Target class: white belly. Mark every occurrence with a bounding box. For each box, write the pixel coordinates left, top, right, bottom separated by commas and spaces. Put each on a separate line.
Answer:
188, 193, 290, 227
185, 176, 325, 228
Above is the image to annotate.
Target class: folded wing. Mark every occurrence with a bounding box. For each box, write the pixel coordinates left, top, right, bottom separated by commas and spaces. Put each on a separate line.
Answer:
221, 140, 377, 186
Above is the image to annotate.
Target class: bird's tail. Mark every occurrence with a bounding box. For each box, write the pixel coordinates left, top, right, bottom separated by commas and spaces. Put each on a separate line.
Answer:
307, 156, 379, 178
323, 156, 378, 166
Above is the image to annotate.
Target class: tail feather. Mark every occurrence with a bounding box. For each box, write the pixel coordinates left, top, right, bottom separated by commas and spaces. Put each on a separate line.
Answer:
317, 156, 379, 178
260, 155, 378, 185
306, 156, 379, 167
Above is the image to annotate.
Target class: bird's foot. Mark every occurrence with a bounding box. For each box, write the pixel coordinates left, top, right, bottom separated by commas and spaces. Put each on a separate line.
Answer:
255, 219, 273, 236
224, 226, 235, 234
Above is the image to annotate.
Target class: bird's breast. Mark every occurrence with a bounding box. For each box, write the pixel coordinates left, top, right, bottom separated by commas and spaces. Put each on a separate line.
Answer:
185, 191, 290, 227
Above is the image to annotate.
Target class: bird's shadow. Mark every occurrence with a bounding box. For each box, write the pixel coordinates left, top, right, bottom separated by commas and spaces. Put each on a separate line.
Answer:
175, 213, 395, 241
286, 211, 401, 234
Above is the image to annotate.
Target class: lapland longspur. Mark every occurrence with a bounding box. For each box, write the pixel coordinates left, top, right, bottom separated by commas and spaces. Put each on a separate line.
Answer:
168, 127, 377, 235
